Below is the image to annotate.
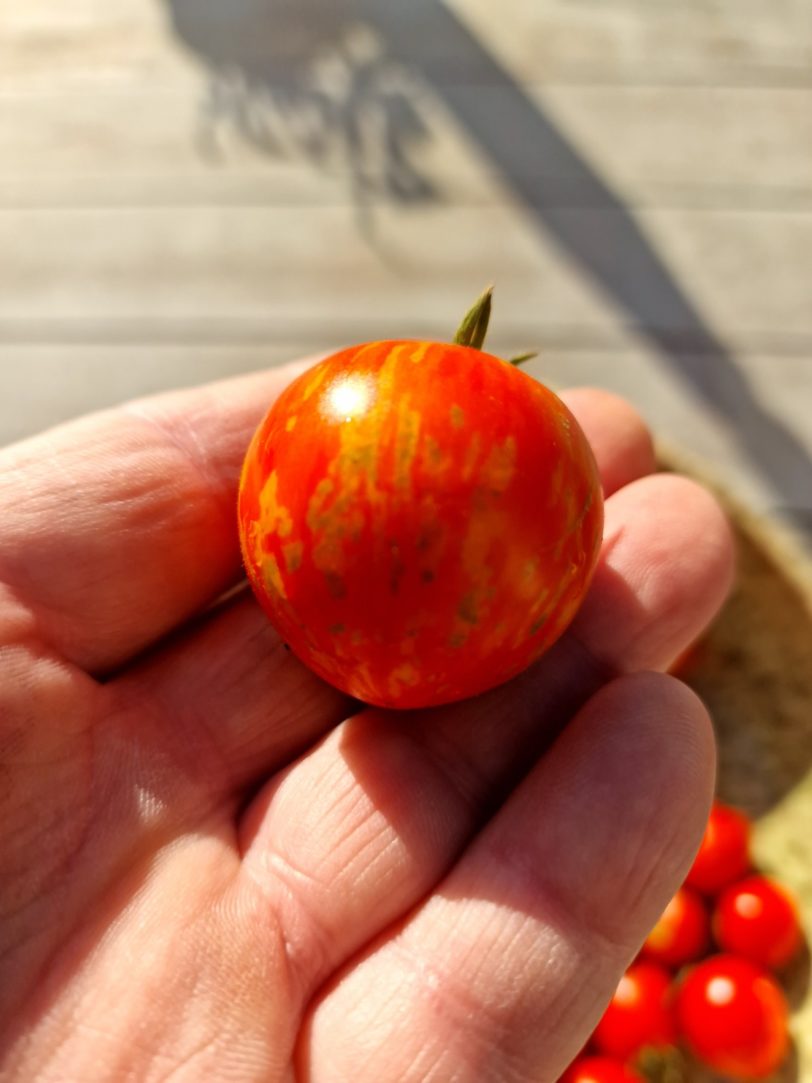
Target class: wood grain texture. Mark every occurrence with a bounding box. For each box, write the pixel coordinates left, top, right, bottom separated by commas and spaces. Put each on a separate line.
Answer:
4, 0, 812, 87
1, 205, 810, 343
2, 85, 811, 209
446, 0, 812, 86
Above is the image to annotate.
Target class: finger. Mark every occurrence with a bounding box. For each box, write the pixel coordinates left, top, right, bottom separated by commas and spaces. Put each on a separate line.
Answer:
236, 472, 732, 1003
125, 387, 660, 789
300, 674, 715, 1082
570, 472, 735, 672
558, 387, 656, 496
0, 359, 317, 673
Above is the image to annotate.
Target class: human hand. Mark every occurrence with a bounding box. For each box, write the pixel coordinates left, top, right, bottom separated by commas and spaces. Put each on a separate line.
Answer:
0, 364, 733, 1081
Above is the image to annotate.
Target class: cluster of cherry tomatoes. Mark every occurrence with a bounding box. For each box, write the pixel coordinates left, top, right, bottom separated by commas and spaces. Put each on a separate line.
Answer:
561, 801, 805, 1082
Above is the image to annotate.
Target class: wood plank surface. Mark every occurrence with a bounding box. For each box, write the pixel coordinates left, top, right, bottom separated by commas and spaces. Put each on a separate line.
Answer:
448, 0, 812, 86
2, 84, 811, 210
4, 0, 812, 88
2, 205, 811, 345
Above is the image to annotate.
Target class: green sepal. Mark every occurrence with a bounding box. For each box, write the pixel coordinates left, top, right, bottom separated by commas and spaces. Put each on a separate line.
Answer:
453, 285, 493, 351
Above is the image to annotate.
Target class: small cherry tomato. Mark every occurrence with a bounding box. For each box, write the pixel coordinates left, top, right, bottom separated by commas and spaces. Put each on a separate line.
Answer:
642, 886, 710, 969
559, 1056, 644, 1083
685, 801, 751, 896
592, 962, 676, 1061
713, 874, 803, 970
238, 339, 603, 708
675, 954, 789, 1079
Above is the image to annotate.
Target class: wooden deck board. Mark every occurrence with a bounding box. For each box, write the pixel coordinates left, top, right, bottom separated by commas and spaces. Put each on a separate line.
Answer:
2, 84, 811, 209
4, 0, 812, 88
2, 205, 811, 344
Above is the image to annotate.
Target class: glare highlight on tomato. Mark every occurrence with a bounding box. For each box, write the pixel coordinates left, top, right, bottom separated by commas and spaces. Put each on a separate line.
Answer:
714, 875, 802, 970
686, 801, 751, 896
238, 341, 603, 708
675, 954, 789, 1079
592, 962, 676, 1061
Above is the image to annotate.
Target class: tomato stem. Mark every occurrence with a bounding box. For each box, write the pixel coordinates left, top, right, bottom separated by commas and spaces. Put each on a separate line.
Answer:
453, 285, 493, 350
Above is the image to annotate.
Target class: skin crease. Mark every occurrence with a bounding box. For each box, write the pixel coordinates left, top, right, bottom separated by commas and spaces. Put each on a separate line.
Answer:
0, 362, 734, 1082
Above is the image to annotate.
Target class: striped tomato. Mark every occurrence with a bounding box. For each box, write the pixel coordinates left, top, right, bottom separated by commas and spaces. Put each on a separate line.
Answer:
238, 335, 603, 708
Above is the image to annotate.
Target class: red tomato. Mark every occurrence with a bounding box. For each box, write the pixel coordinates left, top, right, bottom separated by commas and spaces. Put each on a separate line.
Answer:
713, 875, 803, 970
642, 886, 710, 969
238, 342, 603, 708
559, 1056, 644, 1083
592, 962, 676, 1061
675, 954, 789, 1079
685, 801, 751, 896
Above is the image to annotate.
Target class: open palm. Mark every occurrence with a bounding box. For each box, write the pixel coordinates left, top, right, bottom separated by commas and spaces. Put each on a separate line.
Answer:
0, 363, 732, 1082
